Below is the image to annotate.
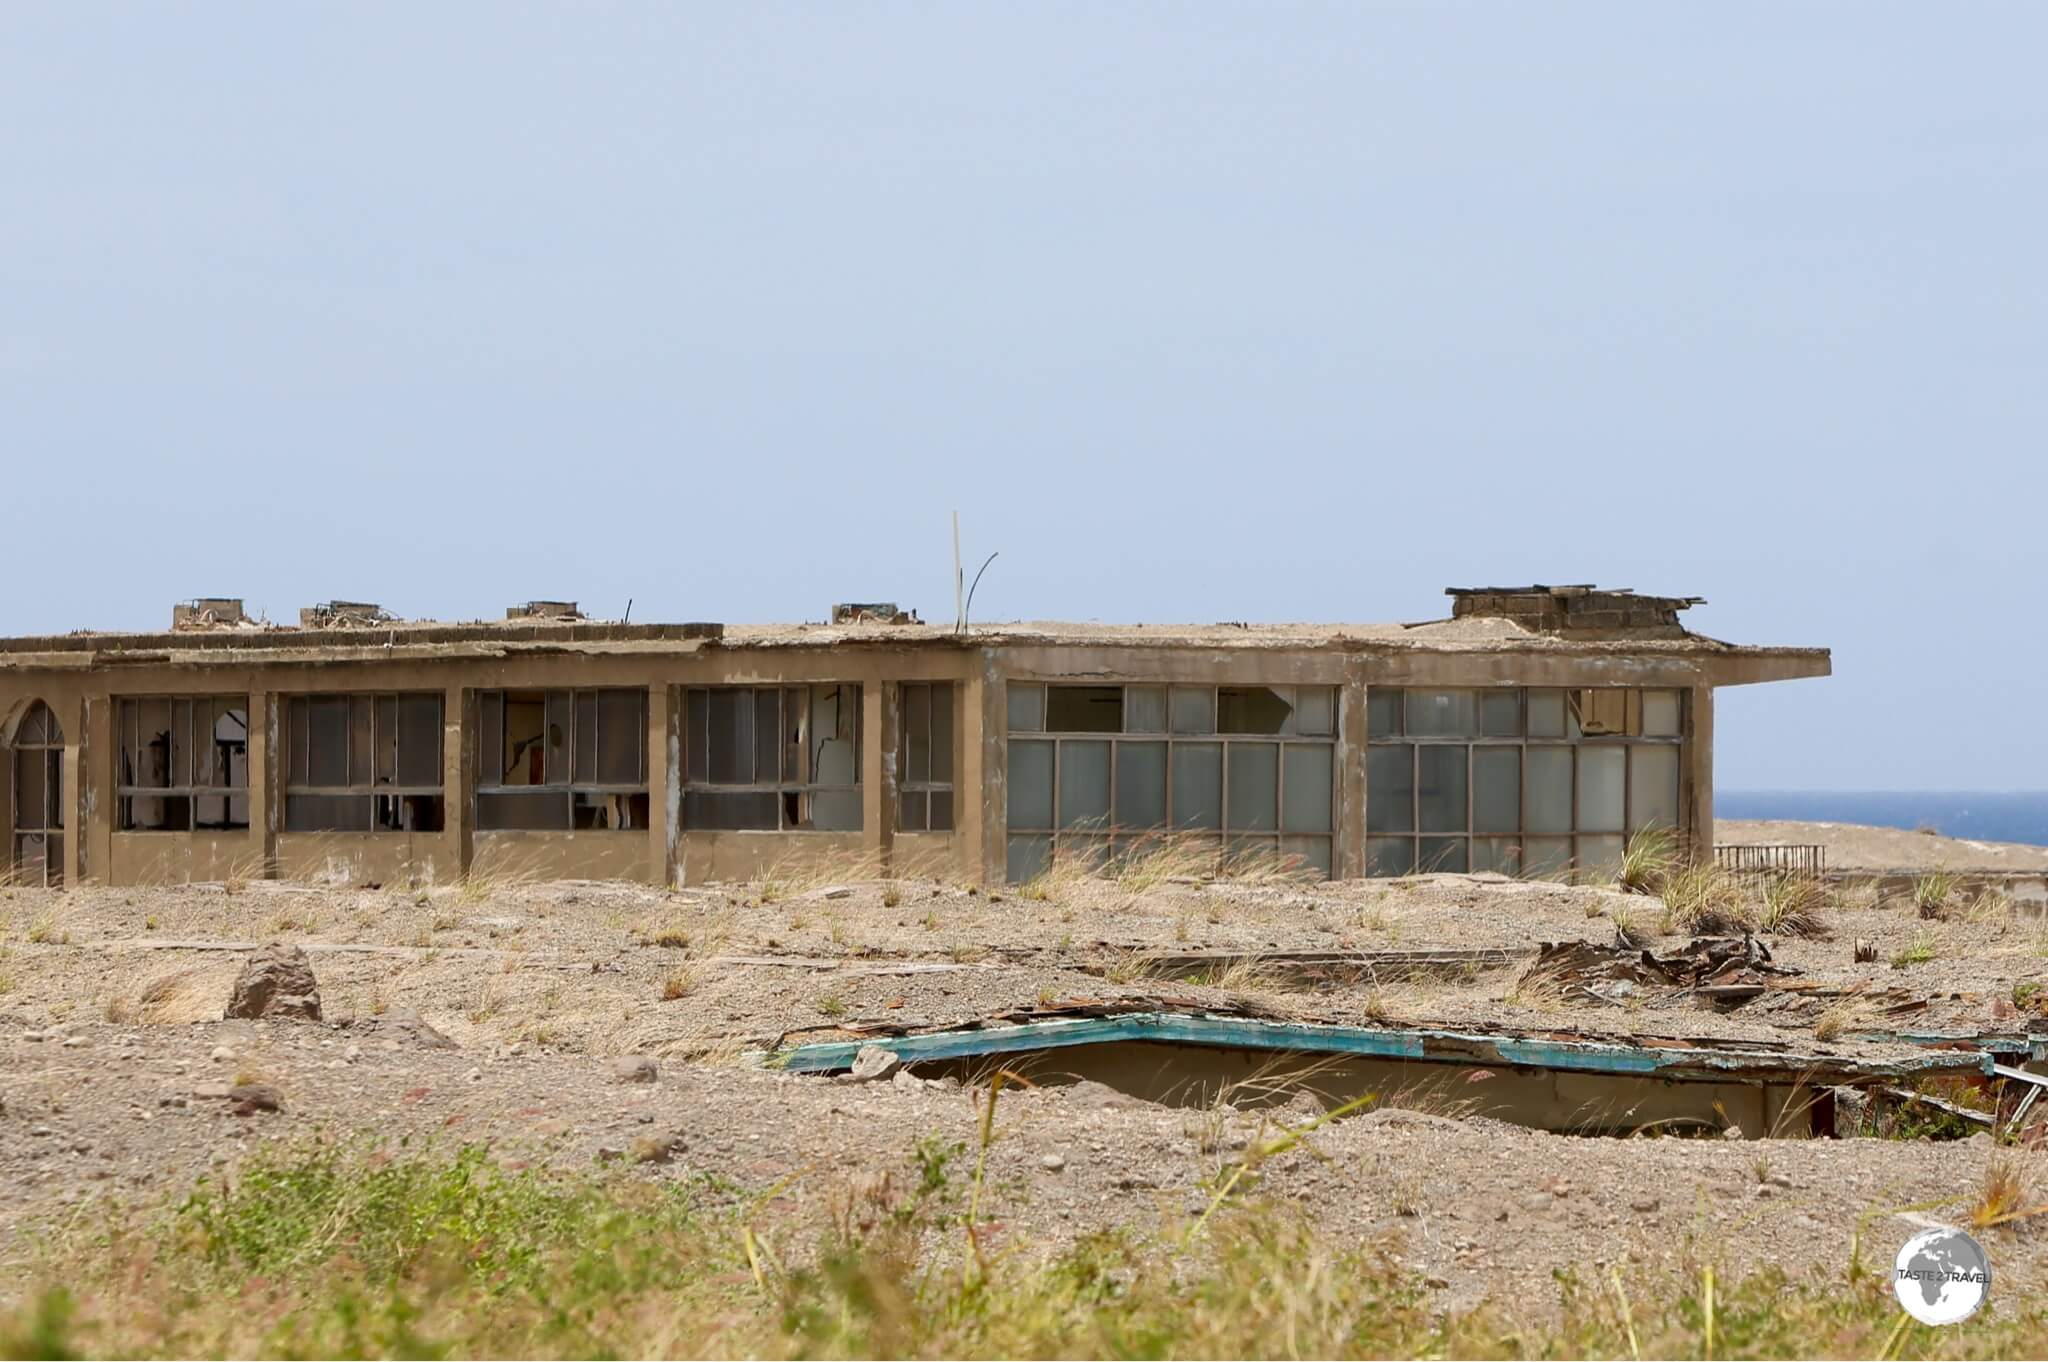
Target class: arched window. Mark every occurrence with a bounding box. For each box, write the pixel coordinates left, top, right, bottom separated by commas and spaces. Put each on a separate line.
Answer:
11, 700, 64, 887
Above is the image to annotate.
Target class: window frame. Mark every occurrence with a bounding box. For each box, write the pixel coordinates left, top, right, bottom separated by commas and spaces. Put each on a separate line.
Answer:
475, 687, 650, 831
10, 700, 64, 886
115, 695, 250, 833
1364, 686, 1685, 878
896, 681, 954, 833
1005, 681, 1337, 881
680, 683, 865, 833
284, 692, 446, 834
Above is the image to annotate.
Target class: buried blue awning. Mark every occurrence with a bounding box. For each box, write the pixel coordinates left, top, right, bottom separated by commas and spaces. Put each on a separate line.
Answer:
773, 1012, 1998, 1086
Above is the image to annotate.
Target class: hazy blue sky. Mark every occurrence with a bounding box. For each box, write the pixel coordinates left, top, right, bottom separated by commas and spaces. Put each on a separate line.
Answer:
3, 4, 2042, 791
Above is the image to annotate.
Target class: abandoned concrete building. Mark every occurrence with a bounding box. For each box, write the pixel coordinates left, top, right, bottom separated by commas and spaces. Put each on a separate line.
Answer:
0, 587, 1828, 891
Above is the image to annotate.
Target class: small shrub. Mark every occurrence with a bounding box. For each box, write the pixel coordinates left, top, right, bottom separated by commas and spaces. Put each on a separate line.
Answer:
1758, 874, 1829, 939
1914, 870, 1958, 920
1891, 930, 1938, 969
1613, 827, 1677, 895
1971, 1153, 2044, 1231
1661, 863, 1752, 935
660, 966, 697, 1001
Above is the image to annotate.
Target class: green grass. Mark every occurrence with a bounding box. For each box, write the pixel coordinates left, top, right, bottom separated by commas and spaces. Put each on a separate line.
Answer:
6, 1139, 2048, 1359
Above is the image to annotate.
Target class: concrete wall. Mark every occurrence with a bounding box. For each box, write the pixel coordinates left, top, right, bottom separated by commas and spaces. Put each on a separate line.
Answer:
0, 637, 1754, 890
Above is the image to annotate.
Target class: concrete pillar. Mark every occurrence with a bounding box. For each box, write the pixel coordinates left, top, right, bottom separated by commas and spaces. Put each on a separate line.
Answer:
1338, 670, 1369, 880
81, 693, 107, 885
1685, 684, 1715, 864
450, 686, 474, 881
646, 684, 671, 886
978, 650, 1007, 887
249, 691, 277, 878
59, 694, 82, 888
863, 681, 896, 872
662, 685, 683, 888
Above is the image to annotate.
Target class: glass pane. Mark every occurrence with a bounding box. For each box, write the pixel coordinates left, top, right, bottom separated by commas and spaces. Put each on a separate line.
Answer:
930, 791, 952, 831
600, 690, 646, 786
1478, 690, 1521, 737
1643, 689, 1682, 737
1523, 836, 1573, 878
1418, 837, 1468, 873
1282, 835, 1332, 879
684, 690, 708, 784
1125, 685, 1167, 733
1629, 745, 1681, 831
286, 793, 372, 832
574, 692, 599, 784
1577, 746, 1626, 832
373, 696, 399, 786
1526, 689, 1565, 738
929, 683, 953, 785
1366, 837, 1413, 876
1115, 742, 1167, 829
681, 789, 778, 831
1578, 834, 1625, 878
1169, 687, 1215, 735
809, 789, 862, 831
14, 750, 43, 828
1059, 740, 1112, 829
1366, 744, 1414, 833
1294, 687, 1334, 737
397, 695, 442, 787
1225, 742, 1278, 832
708, 690, 750, 785
903, 683, 931, 784
1416, 745, 1468, 833
544, 691, 573, 784
477, 692, 502, 789
1570, 689, 1628, 738
1472, 747, 1520, 834
899, 790, 928, 831
782, 687, 808, 783
1281, 744, 1333, 834
1472, 837, 1521, 875
1046, 686, 1122, 734
308, 697, 350, 787
1367, 689, 1402, 738
1218, 686, 1293, 735
1008, 739, 1055, 830
348, 697, 371, 788
1169, 741, 1222, 829
1006, 683, 1044, 733
1406, 690, 1476, 738
742, 689, 774, 787
811, 685, 860, 785
1006, 833, 1052, 884
1525, 747, 1573, 834
477, 790, 572, 830
170, 699, 193, 789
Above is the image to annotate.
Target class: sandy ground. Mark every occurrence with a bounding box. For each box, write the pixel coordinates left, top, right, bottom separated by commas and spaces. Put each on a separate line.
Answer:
2, 844, 2046, 1319
1718, 819, 2048, 873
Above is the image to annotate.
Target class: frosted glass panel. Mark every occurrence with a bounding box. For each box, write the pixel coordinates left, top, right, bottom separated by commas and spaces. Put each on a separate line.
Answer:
1418, 837, 1468, 873
1294, 687, 1334, 736
1643, 690, 1681, 737
1059, 740, 1112, 828
1629, 745, 1681, 830
1406, 690, 1476, 737
1473, 837, 1521, 875
1115, 742, 1168, 828
1367, 689, 1402, 737
1170, 742, 1223, 829
1225, 742, 1279, 832
1008, 740, 1054, 829
1125, 686, 1167, 733
1366, 744, 1413, 833
1006, 684, 1044, 732
1472, 747, 1520, 834
1416, 745, 1467, 833
1170, 687, 1215, 735
1281, 745, 1333, 834
1527, 689, 1566, 738
1525, 748, 1573, 833
1283, 835, 1332, 878
1478, 690, 1521, 736
1524, 836, 1573, 878
1578, 834, 1625, 877
1007, 834, 1051, 884
1367, 837, 1413, 876
1576, 746, 1626, 832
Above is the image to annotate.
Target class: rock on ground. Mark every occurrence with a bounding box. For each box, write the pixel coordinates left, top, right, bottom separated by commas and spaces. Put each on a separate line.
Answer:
223, 944, 322, 1021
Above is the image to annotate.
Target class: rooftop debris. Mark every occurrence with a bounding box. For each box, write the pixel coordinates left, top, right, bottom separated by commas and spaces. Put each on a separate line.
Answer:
1524, 936, 1800, 1009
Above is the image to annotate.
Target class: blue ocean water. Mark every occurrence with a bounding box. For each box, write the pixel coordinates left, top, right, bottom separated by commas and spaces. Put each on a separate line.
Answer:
1715, 791, 2048, 849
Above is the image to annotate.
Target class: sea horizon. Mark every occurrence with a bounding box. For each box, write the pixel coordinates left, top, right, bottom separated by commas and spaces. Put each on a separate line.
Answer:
1716, 790, 2048, 849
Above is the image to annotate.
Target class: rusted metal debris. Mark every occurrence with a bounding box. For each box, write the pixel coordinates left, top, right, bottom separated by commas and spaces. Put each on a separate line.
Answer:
1526, 936, 1799, 1009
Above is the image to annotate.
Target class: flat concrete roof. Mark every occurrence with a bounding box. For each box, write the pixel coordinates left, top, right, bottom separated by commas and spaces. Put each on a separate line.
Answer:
0, 611, 1830, 671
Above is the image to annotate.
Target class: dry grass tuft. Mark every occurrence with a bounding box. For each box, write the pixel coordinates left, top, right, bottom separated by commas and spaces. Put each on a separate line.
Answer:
659, 965, 698, 1001
1811, 996, 1874, 1043
135, 969, 219, 1024
1613, 827, 1678, 896
1757, 874, 1830, 939
1914, 870, 1959, 921
1971, 1153, 2047, 1231
1660, 863, 1753, 936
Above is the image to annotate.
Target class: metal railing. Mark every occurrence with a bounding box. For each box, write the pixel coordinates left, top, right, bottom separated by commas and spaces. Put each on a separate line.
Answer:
1713, 843, 1826, 876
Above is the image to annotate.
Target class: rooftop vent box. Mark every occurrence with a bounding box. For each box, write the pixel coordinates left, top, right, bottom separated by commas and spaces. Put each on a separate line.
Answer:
301, 601, 394, 629
508, 600, 583, 621
1445, 585, 1702, 637
831, 602, 919, 625
171, 598, 246, 630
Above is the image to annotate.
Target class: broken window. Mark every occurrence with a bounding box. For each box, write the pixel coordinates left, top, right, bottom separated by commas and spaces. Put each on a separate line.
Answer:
1365, 687, 1684, 880
1007, 683, 1337, 880
117, 697, 249, 832
896, 682, 954, 832
285, 693, 445, 832
10, 700, 63, 886
682, 684, 862, 832
476, 689, 648, 831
